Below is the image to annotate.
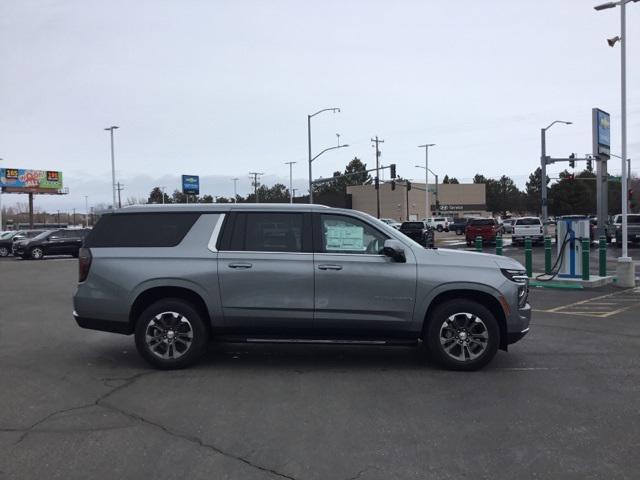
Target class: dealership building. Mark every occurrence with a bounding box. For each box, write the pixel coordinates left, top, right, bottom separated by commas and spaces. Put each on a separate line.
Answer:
346, 182, 487, 221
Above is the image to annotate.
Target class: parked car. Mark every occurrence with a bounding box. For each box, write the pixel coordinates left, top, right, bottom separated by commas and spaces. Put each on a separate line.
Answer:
0, 230, 44, 257
399, 221, 435, 247
451, 217, 470, 235
380, 218, 402, 229
465, 218, 501, 246
588, 217, 615, 243
74, 204, 531, 371
425, 217, 450, 232
14, 228, 91, 259
512, 217, 543, 245
502, 218, 515, 234
614, 214, 640, 245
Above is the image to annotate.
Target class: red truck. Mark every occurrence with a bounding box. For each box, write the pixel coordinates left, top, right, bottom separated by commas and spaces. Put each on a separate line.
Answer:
465, 218, 501, 246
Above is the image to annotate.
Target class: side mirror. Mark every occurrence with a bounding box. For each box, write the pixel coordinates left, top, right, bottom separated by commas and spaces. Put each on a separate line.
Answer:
383, 239, 406, 263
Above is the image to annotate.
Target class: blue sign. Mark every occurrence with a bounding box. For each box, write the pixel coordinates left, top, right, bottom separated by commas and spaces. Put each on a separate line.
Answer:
596, 109, 610, 149
182, 175, 200, 195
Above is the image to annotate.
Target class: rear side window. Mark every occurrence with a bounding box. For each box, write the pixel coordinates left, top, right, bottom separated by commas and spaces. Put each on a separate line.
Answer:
401, 222, 424, 229
515, 218, 541, 226
629, 215, 640, 224
220, 212, 309, 253
85, 213, 200, 247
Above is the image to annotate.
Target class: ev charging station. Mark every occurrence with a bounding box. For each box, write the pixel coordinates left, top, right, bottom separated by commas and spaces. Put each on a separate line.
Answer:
557, 217, 591, 278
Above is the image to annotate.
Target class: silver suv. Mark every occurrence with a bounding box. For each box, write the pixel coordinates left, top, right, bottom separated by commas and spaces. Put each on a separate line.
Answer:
74, 204, 531, 371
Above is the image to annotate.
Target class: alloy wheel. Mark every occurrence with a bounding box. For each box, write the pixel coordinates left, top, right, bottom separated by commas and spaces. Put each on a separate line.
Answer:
31, 248, 44, 259
144, 311, 194, 360
439, 312, 489, 362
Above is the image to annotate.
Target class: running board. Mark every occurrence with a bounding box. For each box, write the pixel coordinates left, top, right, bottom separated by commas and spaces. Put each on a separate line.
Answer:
215, 336, 420, 346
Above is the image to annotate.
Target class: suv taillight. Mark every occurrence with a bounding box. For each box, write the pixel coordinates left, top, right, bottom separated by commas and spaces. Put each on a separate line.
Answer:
78, 247, 92, 282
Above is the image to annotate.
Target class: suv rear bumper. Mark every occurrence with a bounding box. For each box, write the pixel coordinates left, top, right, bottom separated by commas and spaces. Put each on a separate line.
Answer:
73, 311, 133, 335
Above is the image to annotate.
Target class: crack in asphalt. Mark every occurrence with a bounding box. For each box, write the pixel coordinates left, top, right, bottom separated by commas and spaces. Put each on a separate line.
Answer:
5, 369, 299, 480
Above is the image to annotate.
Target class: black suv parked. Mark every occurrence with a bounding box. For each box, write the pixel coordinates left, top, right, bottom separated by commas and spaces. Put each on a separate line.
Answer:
14, 229, 91, 260
0, 230, 45, 257
399, 221, 435, 247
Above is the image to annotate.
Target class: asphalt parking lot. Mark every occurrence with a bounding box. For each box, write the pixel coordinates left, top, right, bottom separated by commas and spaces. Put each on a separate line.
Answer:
1, 256, 640, 479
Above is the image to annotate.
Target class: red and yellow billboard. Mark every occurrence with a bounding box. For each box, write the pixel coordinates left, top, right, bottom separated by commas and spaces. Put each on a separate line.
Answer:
0, 168, 64, 194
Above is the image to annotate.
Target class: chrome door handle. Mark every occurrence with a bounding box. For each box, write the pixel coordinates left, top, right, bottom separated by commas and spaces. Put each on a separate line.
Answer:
318, 264, 343, 271
228, 262, 253, 269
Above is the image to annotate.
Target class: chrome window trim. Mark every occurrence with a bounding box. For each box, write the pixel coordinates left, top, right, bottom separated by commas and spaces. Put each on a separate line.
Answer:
207, 214, 226, 253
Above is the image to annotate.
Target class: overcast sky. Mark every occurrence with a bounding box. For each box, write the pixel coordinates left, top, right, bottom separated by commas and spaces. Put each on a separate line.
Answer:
1, 0, 638, 213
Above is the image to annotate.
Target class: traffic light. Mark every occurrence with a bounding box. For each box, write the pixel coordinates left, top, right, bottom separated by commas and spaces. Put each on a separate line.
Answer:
569, 153, 576, 169
406, 181, 412, 191
586, 158, 593, 172
374, 177, 379, 189
390, 163, 396, 179
567, 173, 574, 181
391, 180, 396, 191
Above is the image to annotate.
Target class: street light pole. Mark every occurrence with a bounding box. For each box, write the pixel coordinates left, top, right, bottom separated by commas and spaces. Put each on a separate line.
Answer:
594, 0, 638, 285
104, 126, 119, 209
308, 107, 341, 203
84, 195, 89, 227
285, 162, 296, 204
418, 144, 435, 220
232, 178, 239, 202
540, 120, 572, 236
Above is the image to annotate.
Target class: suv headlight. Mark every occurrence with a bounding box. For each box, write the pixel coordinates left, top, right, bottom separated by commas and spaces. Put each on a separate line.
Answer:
501, 268, 529, 308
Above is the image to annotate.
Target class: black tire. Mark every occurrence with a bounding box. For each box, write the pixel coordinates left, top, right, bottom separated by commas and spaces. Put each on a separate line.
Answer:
135, 298, 209, 370
466, 240, 472, 246
424, 299, 500, 371
0, 247, 9, 257
456, 229, 462, 236
30, 247, 44, 260
437, 225, 444, 232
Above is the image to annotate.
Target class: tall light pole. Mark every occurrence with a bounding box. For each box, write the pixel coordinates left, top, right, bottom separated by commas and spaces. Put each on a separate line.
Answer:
285, 161, 296, 204
84, 195, 89, 227
232, 178, 239, 202
308, 107, 341, 203
159, 186, 166, 204
540, 120, 572, 235
415, 165, 440, 214
417, 144, 435, 220
595, 0, 638, 285
104, 126, 119, 209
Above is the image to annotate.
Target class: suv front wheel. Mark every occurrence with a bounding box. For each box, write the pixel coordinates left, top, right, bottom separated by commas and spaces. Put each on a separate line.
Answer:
425, 299, 500, 371
30, 247, 45, 260
135, 298, 209, 369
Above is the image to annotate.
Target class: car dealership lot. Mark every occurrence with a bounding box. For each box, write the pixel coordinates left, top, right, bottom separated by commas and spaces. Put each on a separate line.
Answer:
1, 257, 639, 479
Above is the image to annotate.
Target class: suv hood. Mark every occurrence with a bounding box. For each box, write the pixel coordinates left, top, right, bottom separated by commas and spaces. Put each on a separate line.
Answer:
414, 247, 524, 271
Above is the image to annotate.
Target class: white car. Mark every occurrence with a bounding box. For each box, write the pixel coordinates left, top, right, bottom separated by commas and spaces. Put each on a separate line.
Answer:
425, 217, 450, 232
512, 217, 544, 245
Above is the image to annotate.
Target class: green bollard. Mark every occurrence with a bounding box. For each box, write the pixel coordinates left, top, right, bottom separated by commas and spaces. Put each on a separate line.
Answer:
496, 235, 503, 256
581, 238, 590, 281
599, 235, 607, 277
544, 236, 552, 275
525, 238, 532, 278
475, 236, 483, 252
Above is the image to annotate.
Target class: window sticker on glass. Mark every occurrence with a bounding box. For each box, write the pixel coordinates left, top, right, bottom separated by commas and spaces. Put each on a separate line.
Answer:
325, 225, 365, 252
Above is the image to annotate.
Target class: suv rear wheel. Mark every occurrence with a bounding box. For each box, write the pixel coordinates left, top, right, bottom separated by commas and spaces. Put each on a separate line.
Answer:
425, 299, 500, 371
135, 298, 209, 369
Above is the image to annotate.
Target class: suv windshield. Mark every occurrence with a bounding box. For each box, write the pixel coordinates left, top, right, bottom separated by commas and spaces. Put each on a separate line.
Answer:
516, 218, 541, 226
469, 219, 494, 226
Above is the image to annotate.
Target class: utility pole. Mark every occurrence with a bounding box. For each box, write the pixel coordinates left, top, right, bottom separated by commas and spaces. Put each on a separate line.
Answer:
116, 182, 125, 209
72, 208, 76, 226
418, 144, 435, 220
371, 136, 384, 218
232, 178, 239, 202
249, 172, 263, 203
84, 196, 89, 227
285, 162, 296, 204
104, 126, 119, 209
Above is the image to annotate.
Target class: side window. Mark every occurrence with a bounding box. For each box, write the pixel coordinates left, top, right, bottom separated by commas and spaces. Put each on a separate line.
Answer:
319, 214, 388, 255
229, 213, 304, 253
